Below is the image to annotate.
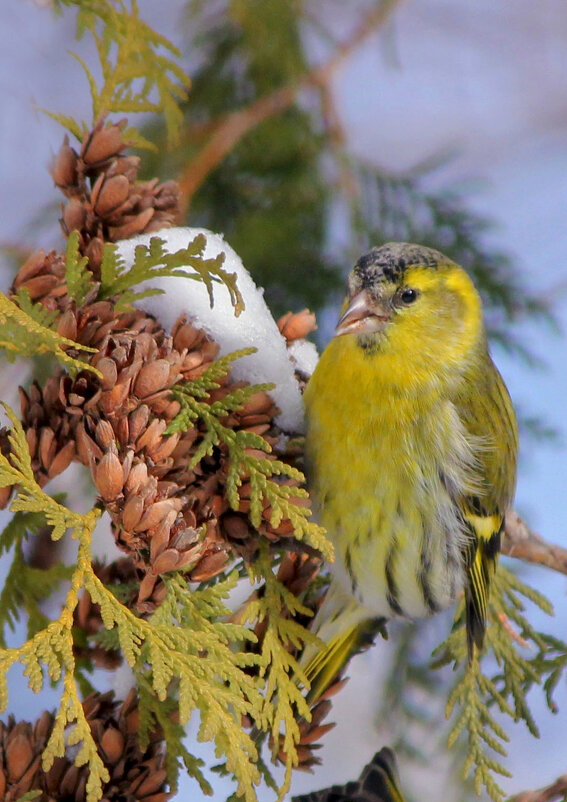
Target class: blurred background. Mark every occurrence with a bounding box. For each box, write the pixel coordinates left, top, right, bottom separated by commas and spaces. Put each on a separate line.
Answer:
1, 0, 566, 799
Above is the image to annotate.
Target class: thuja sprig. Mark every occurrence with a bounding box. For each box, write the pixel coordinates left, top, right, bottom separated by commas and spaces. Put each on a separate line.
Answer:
12, 288, 58, 330
86, 570, 263, 800
65, 231, 94, 305
0, 292, 99, 377
167, 349, 332, 559
433, 563, 567, 802
487, 566, 559, 737
63, 229, 245, 316
434, 622, 512, 802
98, 232, 244, 314
0, 405, 271, 802
445, 657, 512, 801
50, 0, 189, 149
243, 546, 318, 795
137, 675, 212, 796
0, 407, 107, 801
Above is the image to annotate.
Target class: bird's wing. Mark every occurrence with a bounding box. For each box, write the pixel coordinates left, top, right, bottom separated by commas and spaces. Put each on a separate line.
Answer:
292, 746, 406, 802
454, 352, 518, 656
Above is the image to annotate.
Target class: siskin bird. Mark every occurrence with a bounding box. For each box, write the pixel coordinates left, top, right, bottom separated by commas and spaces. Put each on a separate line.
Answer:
292, 746, 405, 802
302, 242, 518, 701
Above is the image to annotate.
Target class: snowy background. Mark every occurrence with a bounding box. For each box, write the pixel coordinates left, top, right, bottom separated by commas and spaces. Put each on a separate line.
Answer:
1, 0, 566, 798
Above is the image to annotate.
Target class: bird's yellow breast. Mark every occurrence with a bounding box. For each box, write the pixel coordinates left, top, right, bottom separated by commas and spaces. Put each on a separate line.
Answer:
304, 334, 472, 619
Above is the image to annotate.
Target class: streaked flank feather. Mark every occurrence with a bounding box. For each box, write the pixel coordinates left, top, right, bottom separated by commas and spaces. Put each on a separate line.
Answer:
303, 242, 518, 699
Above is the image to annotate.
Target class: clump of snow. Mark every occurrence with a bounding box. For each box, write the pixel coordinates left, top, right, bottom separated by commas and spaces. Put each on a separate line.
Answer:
286, 339, 319, 379
116, 227, 312, 433
109, 662, 136, 701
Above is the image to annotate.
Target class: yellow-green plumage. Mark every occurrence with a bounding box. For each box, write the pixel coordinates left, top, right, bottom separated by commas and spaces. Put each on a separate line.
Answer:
302, 243, 518, 700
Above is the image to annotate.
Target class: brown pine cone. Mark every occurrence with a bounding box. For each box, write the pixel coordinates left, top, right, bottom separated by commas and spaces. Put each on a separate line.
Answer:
5, 246, 312, 610
3, 127, 319, 613
0, 690, 170, 802
51, 119, 180, 273
12, 249, 67, 310
277, 309, 317, 343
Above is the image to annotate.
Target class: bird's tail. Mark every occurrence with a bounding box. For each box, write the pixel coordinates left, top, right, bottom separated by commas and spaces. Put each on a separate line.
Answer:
300, 580, 387, 703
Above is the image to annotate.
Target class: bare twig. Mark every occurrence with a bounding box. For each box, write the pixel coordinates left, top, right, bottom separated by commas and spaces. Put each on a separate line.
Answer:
318, 80, 359, 200
497, 611, 530, 649
177, 0, 403, 216
508, 774, 567, 802
503, 510, 567, 577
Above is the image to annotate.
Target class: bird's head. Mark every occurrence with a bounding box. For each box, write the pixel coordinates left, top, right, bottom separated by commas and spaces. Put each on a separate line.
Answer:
335, 243, 485, 380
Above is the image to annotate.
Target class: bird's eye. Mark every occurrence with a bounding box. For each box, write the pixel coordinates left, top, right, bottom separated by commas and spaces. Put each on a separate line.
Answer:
399, 288, 419, 305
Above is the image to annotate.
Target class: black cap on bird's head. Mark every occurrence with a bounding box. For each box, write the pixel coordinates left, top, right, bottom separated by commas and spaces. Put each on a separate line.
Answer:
336, 242, 460, 338
351, 242, 450, 290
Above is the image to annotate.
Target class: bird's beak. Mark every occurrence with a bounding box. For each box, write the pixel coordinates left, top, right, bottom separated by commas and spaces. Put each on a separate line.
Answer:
335, 290, 390, 337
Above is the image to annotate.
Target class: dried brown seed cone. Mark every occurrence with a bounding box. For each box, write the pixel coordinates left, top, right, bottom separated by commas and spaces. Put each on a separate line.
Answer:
0, 690, 171, 801
12, 249, 67, 307
277, 309, 317, 342
276, 551, 321, 597
50, 119, 180, 274
273, 677, 347, 771
8, 180, 317, 613
0, 430, 13, 509
50, 136, 78, 189
289, 682, 346, 769
81, 119, 127, 168
8, 241, 312, 608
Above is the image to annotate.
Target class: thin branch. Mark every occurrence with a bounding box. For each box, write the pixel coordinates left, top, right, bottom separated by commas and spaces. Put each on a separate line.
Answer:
318, 81, 359, 200
177, 0, 403, 216
508, 774, 567, 802
502, 510, 567, 577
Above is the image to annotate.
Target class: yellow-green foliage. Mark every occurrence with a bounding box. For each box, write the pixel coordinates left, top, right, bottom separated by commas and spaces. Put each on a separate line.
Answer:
98, 232, 244, 313
432, 565, 567, 802
167, 349, 332, 560
243, 547, 320, 795
0, 401, 333, 801
64, 227, 245, 314
50, 0, 189, 148
0, 291, 99, 377
12, 288, 58, 330
0, 406, 281, 801
137, 675, 213, 794
65, 232, 95, 305
87, 570, 264, 800
0, 407, 108, 801
0, 510, 73, 647
15, 791, 42, 801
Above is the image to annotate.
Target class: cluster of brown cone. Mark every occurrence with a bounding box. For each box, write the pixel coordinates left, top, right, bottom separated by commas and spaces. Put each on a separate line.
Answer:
52, 120, 178, 272
0, 118, 340, 798
4, 120, 318, 609
0, 690, 168, 802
